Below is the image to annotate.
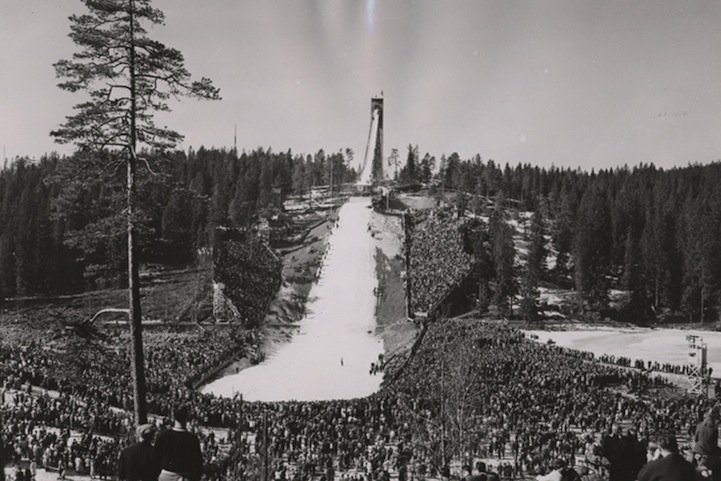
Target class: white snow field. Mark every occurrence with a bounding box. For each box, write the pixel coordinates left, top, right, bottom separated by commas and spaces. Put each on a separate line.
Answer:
525, 327, 721, 373
202, 197, 383, 401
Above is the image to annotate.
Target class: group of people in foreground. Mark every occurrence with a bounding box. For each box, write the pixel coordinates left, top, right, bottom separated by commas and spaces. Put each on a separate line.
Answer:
117, 405, 203, 481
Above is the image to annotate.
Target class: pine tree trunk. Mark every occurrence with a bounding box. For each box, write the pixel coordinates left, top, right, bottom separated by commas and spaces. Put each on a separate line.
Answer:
127, 0, 148, 425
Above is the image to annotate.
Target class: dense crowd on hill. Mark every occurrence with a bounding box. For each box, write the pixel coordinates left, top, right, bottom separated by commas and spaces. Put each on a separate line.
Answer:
213, 237, 283, 326
1, 329, 253, 418
2, 391, 121, 478
409, 212, 473, 314
389, 321, 692, 476
0, 328, 248, 478
4, 317, 721, 480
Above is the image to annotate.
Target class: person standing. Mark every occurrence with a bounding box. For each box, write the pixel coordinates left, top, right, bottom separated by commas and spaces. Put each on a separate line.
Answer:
637, 433, 696, 481
118, 424, 160, 481
155, 404, 203, 481
694, 407, 720, 457
602, 425, 624, 481
610, 428, 646, 481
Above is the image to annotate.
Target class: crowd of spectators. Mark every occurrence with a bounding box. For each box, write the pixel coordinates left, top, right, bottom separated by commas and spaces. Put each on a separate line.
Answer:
409, 211, 473, 314
4, 316, 721, 481
0, 327, 245, 479
387, 320, 721, 478
213, 236, 282, 326
1, 390, 122, 478
6, 250, 721, 481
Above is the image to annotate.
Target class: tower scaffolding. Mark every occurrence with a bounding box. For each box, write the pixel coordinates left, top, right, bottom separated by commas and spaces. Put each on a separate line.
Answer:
687, 334, 708, 396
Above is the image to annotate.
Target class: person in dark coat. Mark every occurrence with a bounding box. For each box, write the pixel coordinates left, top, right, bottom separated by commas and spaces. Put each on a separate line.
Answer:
155, 404, 203, 481
694, 406, 721, 480
694, 407, 720, 456
603, 425, 626, 481
637, 433, 697, 481
610, 428, 646, 481
118, 423, 160, 481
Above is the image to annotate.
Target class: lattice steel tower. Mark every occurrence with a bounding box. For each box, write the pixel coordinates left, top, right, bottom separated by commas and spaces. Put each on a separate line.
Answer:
687, 334, 709, 396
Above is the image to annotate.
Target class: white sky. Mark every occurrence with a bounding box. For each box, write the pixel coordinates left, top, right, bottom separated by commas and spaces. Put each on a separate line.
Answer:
1, 0, 720, 169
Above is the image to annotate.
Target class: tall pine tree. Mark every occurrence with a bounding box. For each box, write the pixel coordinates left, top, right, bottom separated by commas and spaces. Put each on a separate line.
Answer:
520, 207, 547, 321
52, 0, 219, 424
574, 184, 612, 316
489, 194, 516, 317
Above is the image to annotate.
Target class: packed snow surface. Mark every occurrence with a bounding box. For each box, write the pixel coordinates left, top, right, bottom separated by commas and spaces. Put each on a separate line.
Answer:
202, 197, 383, 401
525, 327, 721, 373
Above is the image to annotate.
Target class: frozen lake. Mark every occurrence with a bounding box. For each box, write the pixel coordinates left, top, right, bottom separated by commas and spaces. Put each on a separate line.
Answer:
525, 327, 721, 373
202, 197, 383, 401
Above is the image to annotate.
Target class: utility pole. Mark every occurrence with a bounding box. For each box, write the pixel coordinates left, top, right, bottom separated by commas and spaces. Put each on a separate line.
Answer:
234, 124, 237, 153
263, 409, 269, 481
440, 341, 446, 469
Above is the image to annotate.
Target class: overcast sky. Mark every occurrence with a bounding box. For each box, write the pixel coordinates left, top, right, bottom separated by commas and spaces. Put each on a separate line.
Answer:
1, 0, 720, 169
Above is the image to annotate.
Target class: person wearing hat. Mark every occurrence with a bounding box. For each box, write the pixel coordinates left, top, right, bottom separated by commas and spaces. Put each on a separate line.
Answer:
118, 423, 160, 481
637, 433, 696, 481
536, 458, 567, 481
154, 404, 203, 481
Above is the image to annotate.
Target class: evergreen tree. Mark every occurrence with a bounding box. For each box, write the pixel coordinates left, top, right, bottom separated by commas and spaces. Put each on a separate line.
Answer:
574, 185, 612, 315
623, 230, 651, 323
292, 157, 306, 198
398, 144, 418, 184
303, 154, 314, 193
527, 207, 547, 282
489, 194, 516, 317
519, 267, 539, 322
160, 190, 196, 263
51, 0, 220, 425
659, 212, 683, 312
681, 197, 721, 323
520, 207, 546, 321
258, 155, 273, 208
419, 153, 435, 184
552, 194, 574, 287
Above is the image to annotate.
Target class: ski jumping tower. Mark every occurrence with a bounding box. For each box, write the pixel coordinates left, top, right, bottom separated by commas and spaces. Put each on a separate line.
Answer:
357, 95, 384, 187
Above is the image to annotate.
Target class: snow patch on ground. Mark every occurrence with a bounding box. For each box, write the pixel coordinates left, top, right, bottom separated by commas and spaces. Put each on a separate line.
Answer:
524, 327, 721, 373
538, 286, 574, 307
